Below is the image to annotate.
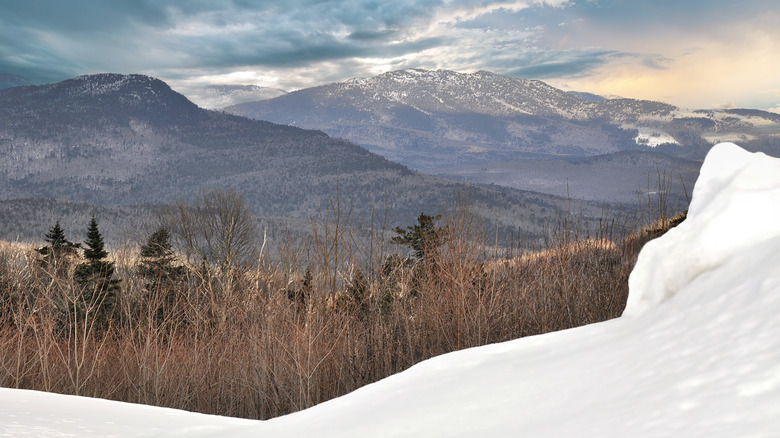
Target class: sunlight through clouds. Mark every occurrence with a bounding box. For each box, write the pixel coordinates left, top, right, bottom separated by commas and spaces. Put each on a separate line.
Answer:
0, 0, 779, 111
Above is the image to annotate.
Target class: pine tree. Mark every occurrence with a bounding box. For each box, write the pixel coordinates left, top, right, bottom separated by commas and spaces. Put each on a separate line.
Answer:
45, 221, 67, 252
392, 213, 446, 260
81, 215, 109, 263
74, 215, 120, 322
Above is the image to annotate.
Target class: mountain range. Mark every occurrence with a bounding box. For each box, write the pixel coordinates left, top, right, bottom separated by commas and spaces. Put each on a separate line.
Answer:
5, 68, 777, 244
0, 73, 600, 243
225, 69, 780, 168
224, 68, 780, 205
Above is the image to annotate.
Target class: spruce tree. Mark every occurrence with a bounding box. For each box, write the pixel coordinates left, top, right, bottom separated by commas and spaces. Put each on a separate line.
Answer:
45, 221, 67, 252
74, 215, 119, 322
37, 221, 78, 260
138, 227, 184, 322
139, 226, 180, 281
81, 215, 109, 263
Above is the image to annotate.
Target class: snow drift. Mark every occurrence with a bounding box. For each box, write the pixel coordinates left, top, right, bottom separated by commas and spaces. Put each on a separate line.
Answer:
624, 142, 780, 316
2, 143, 779, 437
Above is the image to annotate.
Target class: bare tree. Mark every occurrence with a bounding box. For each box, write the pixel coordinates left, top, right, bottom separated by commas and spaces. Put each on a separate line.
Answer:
159, 189, 259, 271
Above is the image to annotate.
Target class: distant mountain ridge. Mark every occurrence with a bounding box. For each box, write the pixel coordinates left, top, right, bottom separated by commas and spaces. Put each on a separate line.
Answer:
1, 73, 204, 129
0, 73, 603, 241
333, 69, 589, 118
182, 84, 288, 109
224, 70, 622, 168
427, 150, 700, 206
0, 73, 389, 206
225, 69, 780, 171
0, 73, 31, 90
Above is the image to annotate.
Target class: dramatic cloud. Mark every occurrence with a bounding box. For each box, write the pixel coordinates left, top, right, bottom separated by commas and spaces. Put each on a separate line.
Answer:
1, 0, 778, 110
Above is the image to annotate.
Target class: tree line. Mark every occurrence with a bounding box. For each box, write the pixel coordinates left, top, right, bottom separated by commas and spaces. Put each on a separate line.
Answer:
24, 189, 449, 329
1, 187, 672, 420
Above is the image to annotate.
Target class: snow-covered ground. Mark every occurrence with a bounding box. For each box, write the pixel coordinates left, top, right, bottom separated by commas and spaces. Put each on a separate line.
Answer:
2, 142, 780, 437
629, 125, 679, 147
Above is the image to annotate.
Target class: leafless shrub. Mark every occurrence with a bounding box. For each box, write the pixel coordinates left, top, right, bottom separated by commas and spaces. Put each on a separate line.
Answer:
158, 189, 259, 271
0, 200, 676, 420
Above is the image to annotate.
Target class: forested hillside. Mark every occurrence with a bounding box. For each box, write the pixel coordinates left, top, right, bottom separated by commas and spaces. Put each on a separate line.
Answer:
0, 73, 609, 244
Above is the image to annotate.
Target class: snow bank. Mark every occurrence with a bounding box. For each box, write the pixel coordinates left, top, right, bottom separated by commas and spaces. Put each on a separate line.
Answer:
2, 143, 780, 437
624, 142, 780, 316
0, 388, 257, 437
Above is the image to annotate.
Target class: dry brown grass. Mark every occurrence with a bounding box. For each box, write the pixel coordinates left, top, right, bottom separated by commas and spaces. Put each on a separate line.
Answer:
0, 209, 677, 420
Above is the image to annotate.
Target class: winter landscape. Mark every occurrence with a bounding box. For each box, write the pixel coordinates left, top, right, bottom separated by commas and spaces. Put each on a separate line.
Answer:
2, 142, 779, 436
2, 0, 780, 436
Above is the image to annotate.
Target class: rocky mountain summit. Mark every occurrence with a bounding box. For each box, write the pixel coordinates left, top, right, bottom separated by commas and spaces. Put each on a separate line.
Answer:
225, 69, 780, 171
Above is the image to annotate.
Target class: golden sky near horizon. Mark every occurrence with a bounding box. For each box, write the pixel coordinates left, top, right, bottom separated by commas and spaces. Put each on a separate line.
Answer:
2, 0, 779, 111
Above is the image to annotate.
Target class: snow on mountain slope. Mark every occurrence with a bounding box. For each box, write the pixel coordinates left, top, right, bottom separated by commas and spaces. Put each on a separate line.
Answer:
336, 69, 590, 118
2, 144, 780, 436
226, 68, 780, 173
224, 69, 642, 168
229, 68, 589, 119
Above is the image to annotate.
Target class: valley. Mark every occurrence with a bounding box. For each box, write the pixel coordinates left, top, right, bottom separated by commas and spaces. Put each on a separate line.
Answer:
0, 73, 610, 246
3, 68, 779, 247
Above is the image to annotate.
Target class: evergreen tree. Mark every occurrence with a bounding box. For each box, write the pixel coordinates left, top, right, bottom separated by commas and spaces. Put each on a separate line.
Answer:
74, 215, 120, 322
392, 213, 446, 260
37, 221, 78, 260
139, 227, 181, 281
345, 267, 369, 320
138, 226, 184, 322
81, 216, 109, 263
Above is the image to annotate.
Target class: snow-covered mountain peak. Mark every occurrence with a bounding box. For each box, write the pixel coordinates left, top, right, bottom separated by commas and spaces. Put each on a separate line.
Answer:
67, 73, 162, 96
224, 68, 780, 170
368, 68, 532, 89
4, 73, 203, 126
330, 68, 585, 117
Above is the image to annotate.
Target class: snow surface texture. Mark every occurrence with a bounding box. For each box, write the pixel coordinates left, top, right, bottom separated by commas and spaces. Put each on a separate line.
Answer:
624, 142, 780, 316
2, 142, 779, 437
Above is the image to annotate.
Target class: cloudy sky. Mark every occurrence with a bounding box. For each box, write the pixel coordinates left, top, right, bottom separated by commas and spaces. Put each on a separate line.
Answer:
1, 0, 779, 111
